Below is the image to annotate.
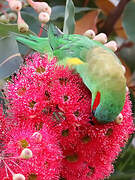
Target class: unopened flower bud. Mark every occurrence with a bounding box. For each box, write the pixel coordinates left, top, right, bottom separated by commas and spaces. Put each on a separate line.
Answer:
13, 174, 25, 180
8, 12, 17, 22
131, 138, 135, 148
0, 14, 9, 23
38, 12, 50, 24
9, 0, 22, 12
17, 11, 29, 33
18, 22, 29, 33
20, 148, 33, 159
45, 5, 51, 16
126, 86, 129, 92
121, 65, 126, 74
104, 40, 118, 52
31, 132, 42, 142
33, 2, 51, 15
94, 33, 107, 44
83, 29, 95, 39
115, 113, 123, 124
20, 0, 28, 7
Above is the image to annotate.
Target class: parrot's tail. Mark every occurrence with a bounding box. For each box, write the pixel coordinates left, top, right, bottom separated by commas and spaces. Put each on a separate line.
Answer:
16, 34, 52, 55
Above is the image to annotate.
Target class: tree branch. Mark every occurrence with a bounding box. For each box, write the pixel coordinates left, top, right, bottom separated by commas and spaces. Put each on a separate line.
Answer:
101, 0, 130, 36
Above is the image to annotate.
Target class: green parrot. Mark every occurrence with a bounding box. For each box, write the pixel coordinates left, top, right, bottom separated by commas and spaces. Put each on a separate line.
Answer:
15, 24, 126, 124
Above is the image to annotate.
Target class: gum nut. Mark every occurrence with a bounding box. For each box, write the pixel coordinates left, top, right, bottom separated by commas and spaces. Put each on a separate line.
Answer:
18, 22, 29, 33
104, 40, 118, 52
13, 174, 25, 180
38, 12, 50, 24
94, 33, 107, 44
115, 113, 123, 124
20, 148, 33, 159
121, 65, 126, 74
126, 86, 129, 92
31, 132, 42, 142
83, 29, 95, 39
8, 12, 17, 22
0, 14, 9, 23
9, 1, 22, 12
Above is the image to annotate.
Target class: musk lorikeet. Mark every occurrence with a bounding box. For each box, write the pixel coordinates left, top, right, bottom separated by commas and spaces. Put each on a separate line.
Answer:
15, 24, 126, 124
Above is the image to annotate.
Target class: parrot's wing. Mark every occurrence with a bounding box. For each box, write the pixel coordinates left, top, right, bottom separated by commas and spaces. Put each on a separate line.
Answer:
48, 23, 96, 61
48, 23, 120, 63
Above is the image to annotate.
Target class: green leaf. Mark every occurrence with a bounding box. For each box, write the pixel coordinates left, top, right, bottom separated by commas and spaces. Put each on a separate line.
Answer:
0, 22, 35, 37
109, 172, 135, 180
119, 44, 135, 72
51, 5, 92, 20
21, 12, 42, 35
123, 1, 135, 43
0, 36, 23, 79
63, 0, 75, 34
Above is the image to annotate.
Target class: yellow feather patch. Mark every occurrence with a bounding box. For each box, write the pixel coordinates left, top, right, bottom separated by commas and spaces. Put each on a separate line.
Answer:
67, 58, 84, 66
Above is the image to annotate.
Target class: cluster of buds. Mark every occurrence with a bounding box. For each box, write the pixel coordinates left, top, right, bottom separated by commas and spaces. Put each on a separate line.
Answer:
84, 29, 118, 52
7, 0, 29, 33
0, 12, 17, 23
27, 0, 51, 24
6, 0, 51, 33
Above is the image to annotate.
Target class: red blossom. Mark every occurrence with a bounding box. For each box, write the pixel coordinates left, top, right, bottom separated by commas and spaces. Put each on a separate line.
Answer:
5, 53, 134, 180
0, 118, 62, 180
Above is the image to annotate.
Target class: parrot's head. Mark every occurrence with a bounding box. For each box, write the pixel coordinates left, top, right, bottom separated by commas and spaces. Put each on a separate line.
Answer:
93, 96, 126, 124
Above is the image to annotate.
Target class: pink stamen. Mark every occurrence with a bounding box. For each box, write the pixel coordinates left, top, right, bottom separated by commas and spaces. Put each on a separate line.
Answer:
3, 160, 14, 176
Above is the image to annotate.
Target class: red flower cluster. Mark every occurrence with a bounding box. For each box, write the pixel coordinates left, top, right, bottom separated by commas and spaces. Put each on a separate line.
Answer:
0, 53, 134, 180
0, 117, 62, 180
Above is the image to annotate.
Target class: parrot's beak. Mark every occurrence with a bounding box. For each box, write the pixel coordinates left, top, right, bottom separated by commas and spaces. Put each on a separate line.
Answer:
92, 110, 96, 116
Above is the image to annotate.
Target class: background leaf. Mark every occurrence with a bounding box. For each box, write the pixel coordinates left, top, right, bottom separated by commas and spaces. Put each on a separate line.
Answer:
123, 1, 135, 43
51, 5, 92, 20
0, 22, 35, 37
63, 0, 75, 34
21, 12, 42, 35
114, 18, 127, 39
95, 0, 115, 15
75, 10, 99, 34
0, 36, 23, 79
